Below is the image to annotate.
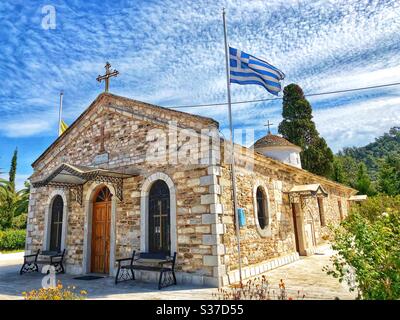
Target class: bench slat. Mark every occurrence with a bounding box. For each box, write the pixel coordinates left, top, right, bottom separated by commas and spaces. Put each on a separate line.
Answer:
126, 265, 171, 272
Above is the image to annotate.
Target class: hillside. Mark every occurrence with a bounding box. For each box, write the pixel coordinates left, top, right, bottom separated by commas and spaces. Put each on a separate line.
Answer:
338, 127, 400, 180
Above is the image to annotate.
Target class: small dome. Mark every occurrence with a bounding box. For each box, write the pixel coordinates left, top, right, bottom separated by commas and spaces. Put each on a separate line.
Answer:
253, 133, 300, 149
252, 133, 302, 168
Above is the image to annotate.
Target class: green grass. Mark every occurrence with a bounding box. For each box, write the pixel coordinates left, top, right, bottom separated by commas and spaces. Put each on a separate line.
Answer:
0, 249, 24, 254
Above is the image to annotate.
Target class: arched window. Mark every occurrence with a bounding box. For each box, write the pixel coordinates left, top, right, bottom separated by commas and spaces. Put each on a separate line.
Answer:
256, 187, 268, 229
95, 186, 113, 202
50, 195, 63, 252
149, 180, 171, 254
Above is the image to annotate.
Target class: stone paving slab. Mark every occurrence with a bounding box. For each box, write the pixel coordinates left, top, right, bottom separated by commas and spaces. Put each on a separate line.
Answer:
0, 246, 355, 300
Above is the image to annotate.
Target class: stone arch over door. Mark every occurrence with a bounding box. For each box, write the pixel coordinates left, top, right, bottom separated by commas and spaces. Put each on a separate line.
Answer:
83, 182, 117, 275
44, 190, 68, 252
140, 172, 177, 255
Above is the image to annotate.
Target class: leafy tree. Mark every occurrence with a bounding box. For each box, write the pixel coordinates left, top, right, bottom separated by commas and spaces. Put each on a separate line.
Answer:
0, 179, 29, 230
325, 195, 400, 300
341, 156, 359, 187
339, 127, 400, 180
331, 156, 346, 184
355, 163, 375, 196
278, 84, 334, 177
377, 155, 400, 196
0, 150, 29, 230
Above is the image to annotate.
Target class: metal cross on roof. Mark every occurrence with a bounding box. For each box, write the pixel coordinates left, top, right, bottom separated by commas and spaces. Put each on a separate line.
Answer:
264, 120, 274, 134
96, 62, 119, 93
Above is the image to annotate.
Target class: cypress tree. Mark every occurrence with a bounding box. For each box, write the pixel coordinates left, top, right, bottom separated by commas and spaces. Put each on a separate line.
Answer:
9, 148, 17, 193
278, 84, 334, 177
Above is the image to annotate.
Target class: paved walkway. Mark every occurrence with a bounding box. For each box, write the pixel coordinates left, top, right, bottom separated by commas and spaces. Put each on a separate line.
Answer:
0, 246, 356, 300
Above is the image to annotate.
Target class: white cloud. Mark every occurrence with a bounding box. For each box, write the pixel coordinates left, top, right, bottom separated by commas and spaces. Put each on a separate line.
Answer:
0, 119, 52, 138
314, 96, 400, 152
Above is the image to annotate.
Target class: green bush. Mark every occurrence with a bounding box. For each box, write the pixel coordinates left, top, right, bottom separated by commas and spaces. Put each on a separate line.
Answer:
0, 229, 26, 250
12, 213, 27, 229
325, 195, 400, 300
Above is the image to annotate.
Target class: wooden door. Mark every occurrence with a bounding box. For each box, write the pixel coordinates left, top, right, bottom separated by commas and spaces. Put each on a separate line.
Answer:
91, 187, 112, 274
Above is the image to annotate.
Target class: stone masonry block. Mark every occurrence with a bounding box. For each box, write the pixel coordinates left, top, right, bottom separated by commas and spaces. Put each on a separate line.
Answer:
200, 175, 218, 186
207, 166, 221, 176
208, 184, 221, 195
212, 244, 226, 256
213, 265, 226, 277
202, 234, 218, 245
202, 214, 218, 224
212, 223, 225, 235
203, 255, 219, 267
201, 194, 219, 205
210, 203, 223, 214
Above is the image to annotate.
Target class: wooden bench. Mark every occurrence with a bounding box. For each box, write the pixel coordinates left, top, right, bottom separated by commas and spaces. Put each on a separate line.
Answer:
115, 251, 177, 289
20, 249, 66, 275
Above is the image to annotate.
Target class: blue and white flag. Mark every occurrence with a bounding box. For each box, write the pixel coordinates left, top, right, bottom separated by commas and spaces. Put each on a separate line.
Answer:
229, 47, 285, 95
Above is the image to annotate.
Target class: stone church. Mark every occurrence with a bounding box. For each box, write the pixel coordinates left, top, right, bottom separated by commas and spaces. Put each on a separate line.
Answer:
26, 91, 359, 287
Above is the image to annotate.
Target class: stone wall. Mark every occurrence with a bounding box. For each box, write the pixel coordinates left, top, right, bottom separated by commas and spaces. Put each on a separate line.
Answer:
26, 94, 223, 286
219, 145, 354, 282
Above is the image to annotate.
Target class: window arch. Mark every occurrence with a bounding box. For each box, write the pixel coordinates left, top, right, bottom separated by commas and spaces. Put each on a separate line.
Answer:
148, 180, 171, 254
50, 195, 64, 252
253, 183, 271, 237
139, 172, 177, 255
256, 187, 268, 229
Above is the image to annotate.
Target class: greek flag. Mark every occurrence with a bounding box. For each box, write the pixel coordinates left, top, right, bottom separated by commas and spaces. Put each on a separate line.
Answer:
229, 47, 285, 95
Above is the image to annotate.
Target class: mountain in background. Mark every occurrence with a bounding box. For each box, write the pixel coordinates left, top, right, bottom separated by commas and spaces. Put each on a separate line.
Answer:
338, 127, 400, 181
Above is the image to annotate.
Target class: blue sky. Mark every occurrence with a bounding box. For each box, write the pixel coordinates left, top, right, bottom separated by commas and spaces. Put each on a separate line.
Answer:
1, 0, 400, 190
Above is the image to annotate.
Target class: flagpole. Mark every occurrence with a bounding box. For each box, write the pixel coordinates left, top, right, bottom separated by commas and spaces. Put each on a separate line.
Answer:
222, 8, 243, 284
58, 91, 63, 136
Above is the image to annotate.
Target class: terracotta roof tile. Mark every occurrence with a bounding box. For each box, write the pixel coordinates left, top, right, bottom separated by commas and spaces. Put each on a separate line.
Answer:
253, 133, 300, 149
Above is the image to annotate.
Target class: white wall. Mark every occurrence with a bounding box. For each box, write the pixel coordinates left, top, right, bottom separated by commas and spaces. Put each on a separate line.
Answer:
256, 146, 302, 169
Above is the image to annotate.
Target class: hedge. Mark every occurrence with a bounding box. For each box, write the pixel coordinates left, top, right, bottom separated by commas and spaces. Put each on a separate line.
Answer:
0, 229, 26, 251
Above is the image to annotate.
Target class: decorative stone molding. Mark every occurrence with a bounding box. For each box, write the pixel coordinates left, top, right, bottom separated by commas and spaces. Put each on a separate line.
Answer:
43, 189, 69, 251
139, 172, 177, 255
252, 181, 272, 238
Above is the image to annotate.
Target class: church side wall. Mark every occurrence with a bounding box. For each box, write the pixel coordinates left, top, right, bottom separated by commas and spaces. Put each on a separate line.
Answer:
219, 149, 353, 284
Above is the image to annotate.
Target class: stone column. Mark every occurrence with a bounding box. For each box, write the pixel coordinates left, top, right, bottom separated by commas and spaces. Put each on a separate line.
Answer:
200, 165, 227, 287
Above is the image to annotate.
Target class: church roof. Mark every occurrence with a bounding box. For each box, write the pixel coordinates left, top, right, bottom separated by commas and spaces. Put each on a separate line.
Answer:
349, 195, 368, 201
289, 184, 328, 196
252, 133, 301, 150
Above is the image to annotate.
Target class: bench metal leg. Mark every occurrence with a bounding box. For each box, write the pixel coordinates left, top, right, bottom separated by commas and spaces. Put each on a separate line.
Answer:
158, 271, 163, 290
19, 263, 39, 275
53, 262, 65, 274
115, 268, 135, 284
172, 270, 177, 285
158, 270, 177, 290
115, 267, 120, 284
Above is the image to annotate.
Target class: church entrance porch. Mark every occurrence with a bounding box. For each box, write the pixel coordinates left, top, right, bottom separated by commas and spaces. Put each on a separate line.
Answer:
289, 184, 328, 256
